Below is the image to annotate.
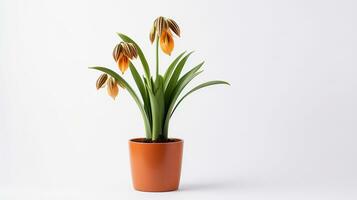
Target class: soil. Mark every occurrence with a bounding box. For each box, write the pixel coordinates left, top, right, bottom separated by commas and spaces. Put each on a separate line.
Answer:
131, 138, 181, 143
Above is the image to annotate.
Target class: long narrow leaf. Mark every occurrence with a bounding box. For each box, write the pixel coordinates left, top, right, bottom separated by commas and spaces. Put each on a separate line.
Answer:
148, 89, 159, 140
143, 76, 152, 125
163, 51, 186, 89
163, 65, 203, 137
129, 62, 151, 116
129, 63, 147, 102
148, 76, 165, 141
90, 66, 152, 138
165, 62, 204, 107
164, 52, 193, 102
170, 81, 230, 117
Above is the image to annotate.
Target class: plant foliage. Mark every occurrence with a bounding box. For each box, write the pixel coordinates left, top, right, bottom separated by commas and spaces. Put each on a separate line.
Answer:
90, 18, 229, 142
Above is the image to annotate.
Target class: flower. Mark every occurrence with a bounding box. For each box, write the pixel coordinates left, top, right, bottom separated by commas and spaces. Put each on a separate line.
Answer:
107, 77, 119, 99
96, 73, 120, 100
150, 16, 180, 55
112, 42, 138, 74
160, 30, 174, 55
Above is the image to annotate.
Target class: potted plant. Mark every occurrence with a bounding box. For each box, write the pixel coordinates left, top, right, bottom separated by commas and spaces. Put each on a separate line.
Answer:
90, 16, 229, 192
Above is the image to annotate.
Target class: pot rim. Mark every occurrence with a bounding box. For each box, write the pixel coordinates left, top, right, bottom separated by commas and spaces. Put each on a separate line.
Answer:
129, 138, 183, 145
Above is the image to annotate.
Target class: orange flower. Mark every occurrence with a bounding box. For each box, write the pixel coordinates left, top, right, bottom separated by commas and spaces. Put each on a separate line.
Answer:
118, 54, 129, 73
107, 77, 119, 99
95, 73, 121, 100
112, 42, 138, 74
160, 30, 174, 55
150, 17, 180, 55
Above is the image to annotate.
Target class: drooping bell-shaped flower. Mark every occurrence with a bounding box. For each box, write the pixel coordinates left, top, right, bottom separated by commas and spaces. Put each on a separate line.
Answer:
160, 30, 174, 55
150, 16, 180, 55
106, 77, 119, 100
95, 73, 121, 100
112, 42, 138, 74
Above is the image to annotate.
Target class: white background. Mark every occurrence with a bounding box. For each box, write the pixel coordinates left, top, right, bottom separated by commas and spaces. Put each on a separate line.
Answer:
1, 0, 357, 199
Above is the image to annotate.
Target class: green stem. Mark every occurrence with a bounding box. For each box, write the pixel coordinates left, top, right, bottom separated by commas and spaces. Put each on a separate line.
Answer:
156, 36, 159, 78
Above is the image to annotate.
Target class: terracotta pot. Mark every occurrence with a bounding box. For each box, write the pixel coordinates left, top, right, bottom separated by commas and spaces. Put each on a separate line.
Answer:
129, 138, 184, 192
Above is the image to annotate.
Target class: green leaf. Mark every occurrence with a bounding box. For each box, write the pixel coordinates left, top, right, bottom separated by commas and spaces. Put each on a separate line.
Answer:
143, 76, 152, 125
171, 80, 230, 117
163, 64, 203, 138
150, 77, 155, 91
117, 33, 151, 86
163, 51, 186, 89
90, 66, 152, 139
164, 52, 194, 103
176, 62, 204, 87
130, 63, 147, 102
129, 63, 151, 124
148, 75, 165, 141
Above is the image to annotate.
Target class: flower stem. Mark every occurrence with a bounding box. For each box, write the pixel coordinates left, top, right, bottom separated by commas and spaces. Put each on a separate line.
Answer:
156, 36, 159, 78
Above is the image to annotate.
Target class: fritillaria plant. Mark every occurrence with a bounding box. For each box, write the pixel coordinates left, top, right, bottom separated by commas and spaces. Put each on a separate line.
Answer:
90, 16, 229, 142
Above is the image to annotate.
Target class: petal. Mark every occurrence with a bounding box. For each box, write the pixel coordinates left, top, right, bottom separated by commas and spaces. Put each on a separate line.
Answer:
118, 55, 129, 74
160, 30, 174, 55
156, 16, 167, 37
167, 18, 180, 37
149, 26, 156, 44
112, 44, 122, 62
107, 78, 119, 100
96, 73, 108, 90
127, 43, 138, 58
122, 42, 132, 58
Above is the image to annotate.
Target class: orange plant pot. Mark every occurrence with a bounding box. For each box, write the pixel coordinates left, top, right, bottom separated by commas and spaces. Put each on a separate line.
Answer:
129, 138, 184, 192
